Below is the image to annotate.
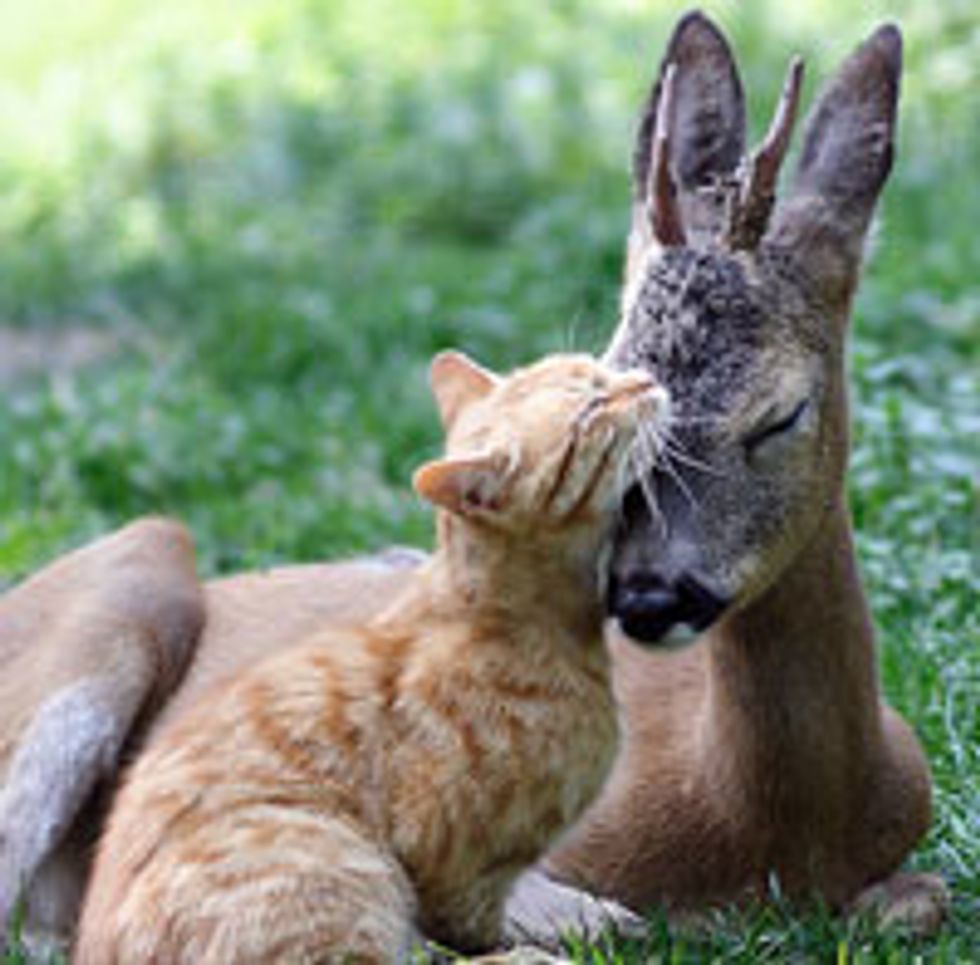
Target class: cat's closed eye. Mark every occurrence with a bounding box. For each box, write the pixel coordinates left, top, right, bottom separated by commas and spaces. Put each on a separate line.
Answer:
574, 392, 611, 430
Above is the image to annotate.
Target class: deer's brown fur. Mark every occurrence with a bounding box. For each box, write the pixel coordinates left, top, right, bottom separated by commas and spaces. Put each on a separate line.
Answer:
541, 14, 944, 932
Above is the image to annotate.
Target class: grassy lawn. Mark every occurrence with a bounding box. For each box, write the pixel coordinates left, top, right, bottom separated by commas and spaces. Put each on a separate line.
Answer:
1, 0, 977, 960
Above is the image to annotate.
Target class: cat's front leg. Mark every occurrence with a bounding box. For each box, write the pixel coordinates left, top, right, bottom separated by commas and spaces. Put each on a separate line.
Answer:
502, 867, 646, 950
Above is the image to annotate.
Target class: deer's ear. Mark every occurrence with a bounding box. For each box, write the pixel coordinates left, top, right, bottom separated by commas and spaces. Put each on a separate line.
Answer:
766, 25, 902, 306
413, 452, 510, 517
627, 10, 745, 273
428, 350, 499, 431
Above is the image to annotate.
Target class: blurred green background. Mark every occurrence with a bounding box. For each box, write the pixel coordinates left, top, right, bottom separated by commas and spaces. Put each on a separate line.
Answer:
0, 0, 977, 959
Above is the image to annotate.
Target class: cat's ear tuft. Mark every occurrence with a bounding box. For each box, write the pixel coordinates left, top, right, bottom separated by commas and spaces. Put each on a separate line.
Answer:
413, 452, 509, 516
429, 351, 499, 431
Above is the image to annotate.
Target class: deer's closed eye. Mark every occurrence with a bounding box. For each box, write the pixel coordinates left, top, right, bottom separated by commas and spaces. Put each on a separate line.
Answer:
744, 399, 810, 454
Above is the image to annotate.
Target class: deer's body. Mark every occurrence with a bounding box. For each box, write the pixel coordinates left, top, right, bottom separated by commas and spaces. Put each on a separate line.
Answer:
550, 508, 933, 913
0, 11, 947, 953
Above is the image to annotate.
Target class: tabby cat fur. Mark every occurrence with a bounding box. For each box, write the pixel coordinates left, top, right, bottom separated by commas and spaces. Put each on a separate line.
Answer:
74, 351, 666, 963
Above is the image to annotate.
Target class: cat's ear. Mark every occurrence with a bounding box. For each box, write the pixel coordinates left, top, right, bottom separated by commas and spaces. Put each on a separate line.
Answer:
429, 351, 499, 430
413, 451, 511, 517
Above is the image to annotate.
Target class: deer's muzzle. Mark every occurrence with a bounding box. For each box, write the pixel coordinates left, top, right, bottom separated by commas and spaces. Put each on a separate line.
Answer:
608, 572, 729, 645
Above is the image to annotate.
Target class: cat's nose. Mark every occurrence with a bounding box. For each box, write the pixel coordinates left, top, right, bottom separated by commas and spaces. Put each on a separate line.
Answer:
607, 572, 729, 645
618, 371, 667, 406
611, 372, 669, 423
618, 370, 656, 394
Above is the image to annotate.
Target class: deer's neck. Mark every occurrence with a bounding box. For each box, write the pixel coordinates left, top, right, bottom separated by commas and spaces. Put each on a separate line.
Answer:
701, 502, 884, 827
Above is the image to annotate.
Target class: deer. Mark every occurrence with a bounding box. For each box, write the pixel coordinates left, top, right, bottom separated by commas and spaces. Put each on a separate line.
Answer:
530, 13, 949, 935
0, 10, 948, 956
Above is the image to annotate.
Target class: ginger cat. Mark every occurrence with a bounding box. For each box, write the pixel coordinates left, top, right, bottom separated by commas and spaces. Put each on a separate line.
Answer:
74, 351, 666, 963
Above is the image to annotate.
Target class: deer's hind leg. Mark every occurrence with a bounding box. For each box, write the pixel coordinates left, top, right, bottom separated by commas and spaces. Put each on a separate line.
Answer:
0, 518, 205, 941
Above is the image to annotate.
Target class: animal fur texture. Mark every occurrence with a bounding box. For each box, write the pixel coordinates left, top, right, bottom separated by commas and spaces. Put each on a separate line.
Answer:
0, 12, 948, 952
543, 13, 946, 933
0, 518, 204, 937
74, 352, 666, 963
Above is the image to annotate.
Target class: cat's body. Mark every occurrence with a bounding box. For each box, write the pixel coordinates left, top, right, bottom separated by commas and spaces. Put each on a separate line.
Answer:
74, 353, 664, 963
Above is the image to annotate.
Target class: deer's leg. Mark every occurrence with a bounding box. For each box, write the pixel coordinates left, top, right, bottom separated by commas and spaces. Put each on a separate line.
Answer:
850, 871, 949, 935
844, 703, 947, 936
0, 518, 205, 939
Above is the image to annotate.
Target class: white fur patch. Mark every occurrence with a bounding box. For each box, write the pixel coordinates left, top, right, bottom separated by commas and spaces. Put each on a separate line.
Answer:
656, 622, 701, 650
0, 680, 123, 927
503, 868, 645, 949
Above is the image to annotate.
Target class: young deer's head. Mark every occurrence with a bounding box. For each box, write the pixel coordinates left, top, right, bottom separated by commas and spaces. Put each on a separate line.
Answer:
604, 13, 901, 643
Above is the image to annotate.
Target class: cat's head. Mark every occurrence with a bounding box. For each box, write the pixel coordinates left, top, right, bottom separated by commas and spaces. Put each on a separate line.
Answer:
413, 351, 668, 538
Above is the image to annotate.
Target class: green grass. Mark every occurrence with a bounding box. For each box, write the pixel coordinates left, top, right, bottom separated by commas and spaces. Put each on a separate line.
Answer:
1, 0, 977, 960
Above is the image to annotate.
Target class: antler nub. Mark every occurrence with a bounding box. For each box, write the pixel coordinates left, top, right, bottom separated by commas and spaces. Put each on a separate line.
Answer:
648, 63, 687, 248
728, 56, 805, 250
755, 56, 805, 195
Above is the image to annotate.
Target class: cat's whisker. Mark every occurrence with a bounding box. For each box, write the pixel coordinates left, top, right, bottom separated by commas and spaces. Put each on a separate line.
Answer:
642, 418, 703, 516
638, 419, 670, 470
628, 428, 655, 484
627, 429, 667, 537
626, 448, 665, 537
661, 413, 717, 426
659, 436, 727, 479
641, 475, 666, 537
625, 436, 654, 491
660, 451, 702, 515
561, 307, 587, 352
650, 415, 728, 480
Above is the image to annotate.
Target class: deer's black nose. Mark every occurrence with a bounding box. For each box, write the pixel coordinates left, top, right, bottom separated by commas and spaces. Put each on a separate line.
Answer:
608, 572, 729, 644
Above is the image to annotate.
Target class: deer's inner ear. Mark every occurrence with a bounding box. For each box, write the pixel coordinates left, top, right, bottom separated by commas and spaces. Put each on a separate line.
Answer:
626, 9, 747, 276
